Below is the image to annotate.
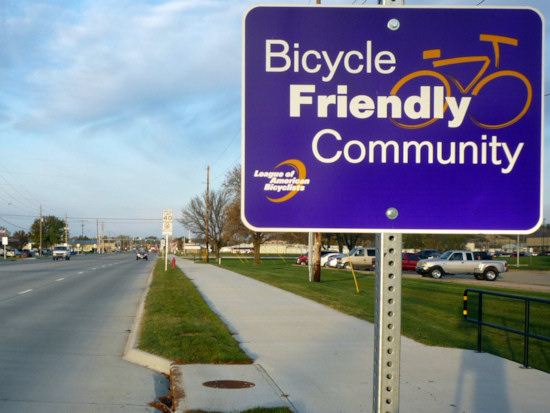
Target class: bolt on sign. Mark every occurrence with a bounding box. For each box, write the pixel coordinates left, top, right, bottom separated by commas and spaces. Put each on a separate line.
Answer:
242, 5, 544, 234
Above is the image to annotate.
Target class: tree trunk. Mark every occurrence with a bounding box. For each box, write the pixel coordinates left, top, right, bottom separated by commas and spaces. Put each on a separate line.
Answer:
313, 232, 322, 282
253, 235, 262, 265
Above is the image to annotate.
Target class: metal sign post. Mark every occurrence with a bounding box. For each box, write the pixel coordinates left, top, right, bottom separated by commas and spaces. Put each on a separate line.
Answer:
374, 233, 402, 412
162, 209, 173, 271
308, 232, 313, 282
2, 236, 7, 261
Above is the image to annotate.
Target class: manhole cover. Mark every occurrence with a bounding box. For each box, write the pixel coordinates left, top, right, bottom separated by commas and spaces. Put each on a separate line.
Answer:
202, 380, 256, 389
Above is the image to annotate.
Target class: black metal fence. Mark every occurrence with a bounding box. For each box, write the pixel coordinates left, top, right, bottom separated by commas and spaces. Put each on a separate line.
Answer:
463, 288, 550, 368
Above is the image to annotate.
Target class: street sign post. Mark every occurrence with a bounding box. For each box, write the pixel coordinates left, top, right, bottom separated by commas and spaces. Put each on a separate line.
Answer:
242, 5, 544, 234
162, 209, 173, 270
2, 236, 7, 261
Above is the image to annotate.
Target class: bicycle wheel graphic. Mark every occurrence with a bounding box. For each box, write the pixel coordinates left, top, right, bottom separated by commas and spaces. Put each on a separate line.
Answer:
389, 70, 452, 129
469, 70, 532, 129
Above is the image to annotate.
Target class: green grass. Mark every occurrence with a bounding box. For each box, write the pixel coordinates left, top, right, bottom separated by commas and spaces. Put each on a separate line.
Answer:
499, 255, 550, 270
216, 259, 550, 373
138, 260, 252, 364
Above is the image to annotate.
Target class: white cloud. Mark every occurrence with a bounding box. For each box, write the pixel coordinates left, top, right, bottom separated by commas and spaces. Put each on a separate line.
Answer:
0, 0, 548, 237
12, 0, 243, 133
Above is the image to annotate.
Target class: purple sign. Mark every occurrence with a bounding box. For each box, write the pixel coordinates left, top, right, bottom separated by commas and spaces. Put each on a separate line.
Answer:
242, 6, 543, 233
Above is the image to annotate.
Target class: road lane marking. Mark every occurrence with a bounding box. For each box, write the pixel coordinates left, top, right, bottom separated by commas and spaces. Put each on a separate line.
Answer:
18, 289, 33, 295
56, 278, 64, 282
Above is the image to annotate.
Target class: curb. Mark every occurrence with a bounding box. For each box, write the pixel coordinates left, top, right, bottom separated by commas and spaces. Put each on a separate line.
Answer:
122, 264, 173, 375
170, 365, 186, 413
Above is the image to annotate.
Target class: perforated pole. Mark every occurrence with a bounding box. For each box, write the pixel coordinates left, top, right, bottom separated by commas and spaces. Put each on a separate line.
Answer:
374, 233, 402, 413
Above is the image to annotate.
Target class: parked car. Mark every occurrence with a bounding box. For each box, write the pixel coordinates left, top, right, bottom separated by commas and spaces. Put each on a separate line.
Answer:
372, 252, 420, 271
6, 248, 22, 257
402, 252, 420, 271
473, 251, 492, 260
327, 254, 345, 268
296, 254, 308, 265
418, 249, 441, 259
416, 250, 507, 281
321, 252, 341, 267
336, 247, 376, 270
296, 250, 338, 266
136, 250, 148, 260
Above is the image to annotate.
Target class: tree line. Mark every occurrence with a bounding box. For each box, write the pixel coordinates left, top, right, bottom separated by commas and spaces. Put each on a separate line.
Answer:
178, 165, 533, 264
2, 216, 82, 250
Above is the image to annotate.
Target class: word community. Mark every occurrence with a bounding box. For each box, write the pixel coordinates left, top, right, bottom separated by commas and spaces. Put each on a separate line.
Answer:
312, 129, 524, 174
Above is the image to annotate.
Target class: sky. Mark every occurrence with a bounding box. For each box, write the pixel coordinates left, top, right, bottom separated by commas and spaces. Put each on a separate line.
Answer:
0, 0, 548, 240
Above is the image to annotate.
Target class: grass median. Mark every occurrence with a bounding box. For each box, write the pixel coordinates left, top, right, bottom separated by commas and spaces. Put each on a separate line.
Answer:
217, 257, 550, 373
139, 260, 293, 413
138, 259, 252, 364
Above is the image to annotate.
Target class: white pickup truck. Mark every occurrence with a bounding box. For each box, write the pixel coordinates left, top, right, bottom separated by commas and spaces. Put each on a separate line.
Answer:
415, 250, 507, 281
52, 245, 71, 261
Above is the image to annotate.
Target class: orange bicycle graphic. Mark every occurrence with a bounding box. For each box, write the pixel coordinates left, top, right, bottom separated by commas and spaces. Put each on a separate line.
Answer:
390, 34, 532, 130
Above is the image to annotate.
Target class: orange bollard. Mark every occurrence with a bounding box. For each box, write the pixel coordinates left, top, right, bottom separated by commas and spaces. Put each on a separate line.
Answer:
171, 257, 176, 269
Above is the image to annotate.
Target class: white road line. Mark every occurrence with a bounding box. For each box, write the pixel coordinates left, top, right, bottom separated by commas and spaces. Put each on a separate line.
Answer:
56, 278, 65, 282
18, 289, 33, 295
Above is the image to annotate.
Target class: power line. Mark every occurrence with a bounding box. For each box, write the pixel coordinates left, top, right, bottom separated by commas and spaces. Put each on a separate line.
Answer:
0, 216, 30, 231
210, 128, 240, 168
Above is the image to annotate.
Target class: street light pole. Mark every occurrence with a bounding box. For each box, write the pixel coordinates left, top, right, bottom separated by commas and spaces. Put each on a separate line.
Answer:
39, 205, 42, 257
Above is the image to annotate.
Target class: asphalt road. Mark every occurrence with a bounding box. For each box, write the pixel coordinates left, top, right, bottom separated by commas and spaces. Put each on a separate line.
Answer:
0, 253, 169, 413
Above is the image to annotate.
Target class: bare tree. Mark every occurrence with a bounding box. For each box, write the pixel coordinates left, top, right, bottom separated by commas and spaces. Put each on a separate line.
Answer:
222, 165, 267, 264
338, 233, 362, 252
179, 189, 229, 261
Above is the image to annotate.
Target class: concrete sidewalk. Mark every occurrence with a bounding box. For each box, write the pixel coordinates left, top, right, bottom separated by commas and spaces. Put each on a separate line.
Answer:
171, 257, 550, 413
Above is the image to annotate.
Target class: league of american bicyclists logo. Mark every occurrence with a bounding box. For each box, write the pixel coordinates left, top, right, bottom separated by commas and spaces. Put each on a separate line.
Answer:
253, 159, 310, 203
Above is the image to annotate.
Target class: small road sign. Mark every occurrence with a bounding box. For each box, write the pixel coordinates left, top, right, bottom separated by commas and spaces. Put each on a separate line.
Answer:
163, 209, 173, 222
162, 209, 173, 236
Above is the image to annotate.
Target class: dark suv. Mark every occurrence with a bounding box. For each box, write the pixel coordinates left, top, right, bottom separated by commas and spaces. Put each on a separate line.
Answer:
418, 249, 440, 259
473, 251, 492, 260
136, 250, 148, 260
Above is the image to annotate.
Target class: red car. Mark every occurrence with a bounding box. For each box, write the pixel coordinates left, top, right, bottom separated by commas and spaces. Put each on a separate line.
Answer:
370, 252, 420, 271
402, 252, 420, 271
296, 254, 308, 265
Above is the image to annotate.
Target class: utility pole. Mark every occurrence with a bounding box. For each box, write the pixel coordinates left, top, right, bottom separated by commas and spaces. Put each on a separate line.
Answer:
39, 205, 42, 257
313, 232, 322, 282
81, 220, 87, 238
205, 166, 210, 263
64, 214, 69, 245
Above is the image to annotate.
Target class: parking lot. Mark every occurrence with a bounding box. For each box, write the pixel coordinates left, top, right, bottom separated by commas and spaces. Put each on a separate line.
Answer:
400, 268, 550, 292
